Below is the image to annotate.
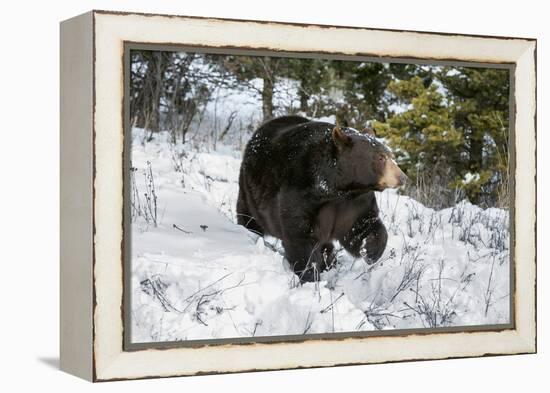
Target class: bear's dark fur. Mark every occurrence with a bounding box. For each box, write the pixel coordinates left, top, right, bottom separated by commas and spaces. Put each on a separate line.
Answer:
237, 115, 406, 282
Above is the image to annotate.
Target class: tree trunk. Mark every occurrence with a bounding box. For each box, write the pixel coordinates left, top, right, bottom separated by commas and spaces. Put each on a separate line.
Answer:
299, 89, 309, 113
298, 60, 310, 113
262, 76, 274, 120
261, 57, 274, 120
149, 52, 164, 137
469, 135, 483, 173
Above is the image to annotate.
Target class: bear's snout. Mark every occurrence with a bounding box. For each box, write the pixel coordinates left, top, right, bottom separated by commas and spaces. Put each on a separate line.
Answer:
397, 171, 408, 187
379, 158, 407, 189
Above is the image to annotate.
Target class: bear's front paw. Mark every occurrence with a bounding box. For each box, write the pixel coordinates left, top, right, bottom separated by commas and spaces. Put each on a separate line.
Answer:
359, 238, 375, 263
359, 237, 388, 265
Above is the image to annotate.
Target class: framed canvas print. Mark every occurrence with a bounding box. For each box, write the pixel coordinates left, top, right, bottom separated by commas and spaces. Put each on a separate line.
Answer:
60, 10, 537, 381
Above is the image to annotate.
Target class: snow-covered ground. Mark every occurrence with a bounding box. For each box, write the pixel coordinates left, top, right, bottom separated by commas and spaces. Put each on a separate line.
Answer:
129, 129, 510, 343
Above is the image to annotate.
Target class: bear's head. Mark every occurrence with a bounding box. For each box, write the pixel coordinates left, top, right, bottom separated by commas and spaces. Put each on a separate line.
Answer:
332, 125, 407, 192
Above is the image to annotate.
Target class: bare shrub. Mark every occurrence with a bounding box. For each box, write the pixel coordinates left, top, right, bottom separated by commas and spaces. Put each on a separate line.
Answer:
130, 167, 142, 222
143, 161, 158, 226
130, 161, 159, 227
403, 260, 466, 327
169, 145, 187, 188
403, 161, 466, 210
140, 272, 247, 328
494, 168, 510, 209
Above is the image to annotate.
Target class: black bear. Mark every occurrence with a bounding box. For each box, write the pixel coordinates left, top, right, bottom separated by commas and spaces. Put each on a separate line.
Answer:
237, 115, 407, 282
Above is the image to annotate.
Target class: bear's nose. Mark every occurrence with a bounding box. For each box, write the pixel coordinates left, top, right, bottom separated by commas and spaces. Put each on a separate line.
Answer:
398, 172, 408, 186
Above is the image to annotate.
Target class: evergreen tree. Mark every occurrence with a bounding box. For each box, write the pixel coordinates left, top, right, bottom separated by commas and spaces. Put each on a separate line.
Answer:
374, 67, 510, 207
283, 58, 333, 115
332, 61, 392, 128
374, 76, 463, 178
438, 66, 510, 205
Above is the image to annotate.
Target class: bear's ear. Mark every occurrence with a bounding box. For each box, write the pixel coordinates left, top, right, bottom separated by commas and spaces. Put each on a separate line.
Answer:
362, 127, 376, 137
332, 125, 352, 150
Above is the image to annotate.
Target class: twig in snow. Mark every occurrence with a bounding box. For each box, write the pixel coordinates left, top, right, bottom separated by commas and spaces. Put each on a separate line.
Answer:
173, 223, 192, 234
320, 293, 345, 314
251, 320, 262, 336
484, 255, 497, 316
140, 277, 183, 313
181, 272, 233, 305
303, 312, 313, 334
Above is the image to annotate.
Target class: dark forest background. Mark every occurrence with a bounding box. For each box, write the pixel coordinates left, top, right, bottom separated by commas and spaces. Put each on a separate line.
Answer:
130, 50, 510, 209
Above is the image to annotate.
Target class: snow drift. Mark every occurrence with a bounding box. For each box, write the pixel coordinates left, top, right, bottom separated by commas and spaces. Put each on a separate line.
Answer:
129, 129, 510, 343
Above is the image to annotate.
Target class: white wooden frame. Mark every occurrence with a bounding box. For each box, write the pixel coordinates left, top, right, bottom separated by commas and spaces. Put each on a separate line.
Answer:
60, 10, 536, 382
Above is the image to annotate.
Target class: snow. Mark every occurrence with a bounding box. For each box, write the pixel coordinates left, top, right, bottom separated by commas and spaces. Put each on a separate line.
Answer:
388, 102, 413, 114
130, 129, 510, 343
316, 115, 337, 123
463, 172, 481, 184
318, 179, 329, 193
